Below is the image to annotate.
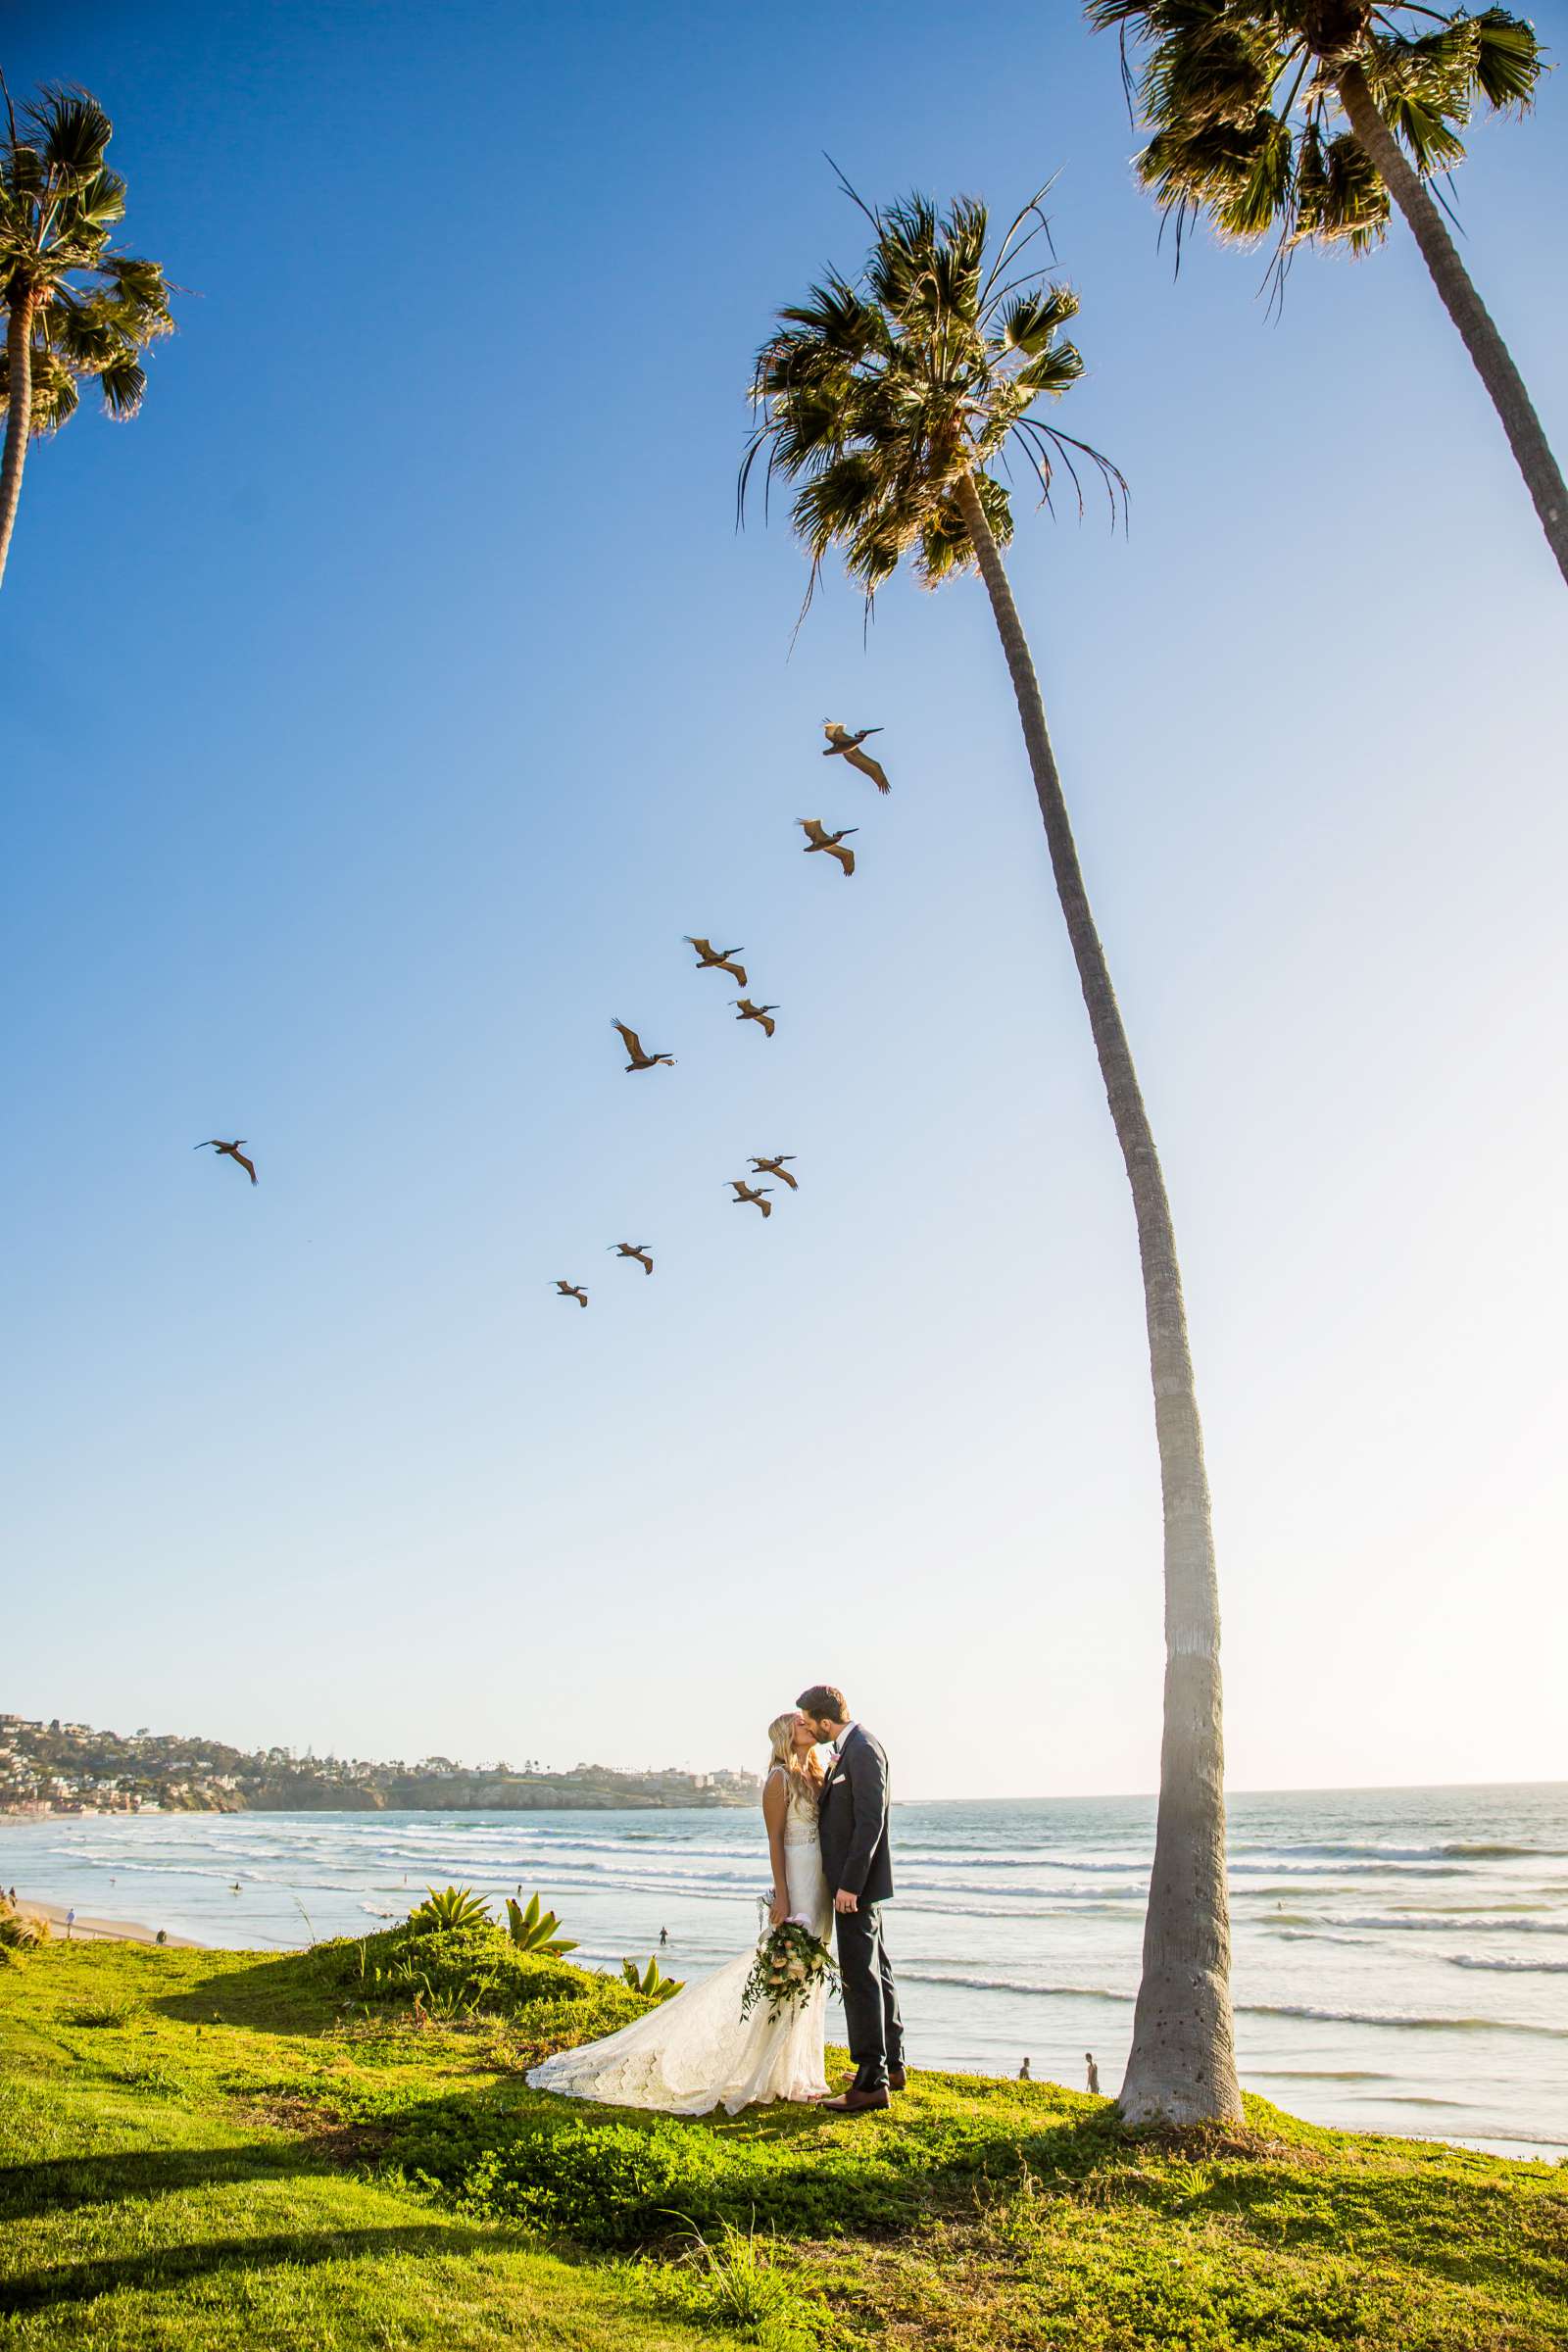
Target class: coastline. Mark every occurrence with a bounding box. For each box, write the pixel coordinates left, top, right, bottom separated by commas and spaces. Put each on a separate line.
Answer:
6, 1787, 1565, 2164
14, 1897, 204, 1949
7, 1886, 1562, 2164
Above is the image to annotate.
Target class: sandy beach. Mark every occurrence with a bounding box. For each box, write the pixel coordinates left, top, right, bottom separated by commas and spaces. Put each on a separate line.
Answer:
12, 1897, 203, 1949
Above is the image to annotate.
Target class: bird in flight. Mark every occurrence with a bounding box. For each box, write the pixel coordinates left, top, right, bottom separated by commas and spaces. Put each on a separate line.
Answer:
729, 1179, 773, 1218
609, 1243, 655, 1276
798, 817, 858, 876
684, 937, 748, 987
195, 1140, 258, 1185
823, 721, 890, 794
750, 1153, 798, 1191
554, 1280, 589, 1308
612, 1020, 675, 1072
732, 998, 779, 1039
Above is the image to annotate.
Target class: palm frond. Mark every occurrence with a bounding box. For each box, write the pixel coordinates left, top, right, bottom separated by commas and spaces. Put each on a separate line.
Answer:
1014, 343, 1086, 395
978, 182, 1059, 305
96, 354, 146, 416
998, 284, 1079, 353
1469, 8, 1544, 109
1215, 112, 1294, 237
61, 163, 125, 233
1295, 128, 1389, 246
98, 253, 172, 313
23, 85, 112, 175
44, 293, 117, 369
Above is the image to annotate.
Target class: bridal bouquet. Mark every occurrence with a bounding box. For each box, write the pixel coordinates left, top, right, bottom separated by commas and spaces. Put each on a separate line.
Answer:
741, 1913, 837, 2023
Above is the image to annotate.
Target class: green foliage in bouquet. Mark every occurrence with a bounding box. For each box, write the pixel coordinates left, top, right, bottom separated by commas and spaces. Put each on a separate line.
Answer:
506, 1892, 578, 1957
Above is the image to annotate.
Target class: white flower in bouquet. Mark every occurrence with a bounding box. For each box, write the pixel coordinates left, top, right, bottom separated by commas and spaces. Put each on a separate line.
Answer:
740, 1916, 839, 2023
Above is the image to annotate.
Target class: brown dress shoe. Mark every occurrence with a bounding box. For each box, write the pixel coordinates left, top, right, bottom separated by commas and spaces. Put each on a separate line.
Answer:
820, 2085, 891, 2114
887, 2065, 907, 2092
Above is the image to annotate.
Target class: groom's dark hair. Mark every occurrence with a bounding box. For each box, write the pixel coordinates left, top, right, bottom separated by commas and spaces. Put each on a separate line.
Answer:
797, 1685, 848, 1724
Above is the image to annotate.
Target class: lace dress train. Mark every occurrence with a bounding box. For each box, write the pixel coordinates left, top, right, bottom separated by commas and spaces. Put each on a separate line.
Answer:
525, 1784, 831, 2117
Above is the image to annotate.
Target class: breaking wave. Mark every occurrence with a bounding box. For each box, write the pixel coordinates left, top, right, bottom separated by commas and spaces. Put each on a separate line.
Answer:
1446, 1954, 1568, 1975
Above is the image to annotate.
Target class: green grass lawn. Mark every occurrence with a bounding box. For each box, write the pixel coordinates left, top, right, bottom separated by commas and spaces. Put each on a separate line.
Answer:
2, 1929, 1565, 2349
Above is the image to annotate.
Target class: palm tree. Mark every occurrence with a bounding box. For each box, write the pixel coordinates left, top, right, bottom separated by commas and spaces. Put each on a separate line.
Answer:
0, 80, 173, 589
1088, 3, 1567, 587
742, 187, 1242, 2127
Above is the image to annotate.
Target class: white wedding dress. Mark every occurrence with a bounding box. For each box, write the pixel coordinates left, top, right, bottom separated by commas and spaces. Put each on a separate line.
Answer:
525, 1772, 832, 2115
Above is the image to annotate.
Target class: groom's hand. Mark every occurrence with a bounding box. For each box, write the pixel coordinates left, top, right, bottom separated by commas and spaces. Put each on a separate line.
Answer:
834, 1889, 858, 1914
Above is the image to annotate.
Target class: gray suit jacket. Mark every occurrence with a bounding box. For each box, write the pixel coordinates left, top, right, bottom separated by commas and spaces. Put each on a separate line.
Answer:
816, 1724, 893, 1903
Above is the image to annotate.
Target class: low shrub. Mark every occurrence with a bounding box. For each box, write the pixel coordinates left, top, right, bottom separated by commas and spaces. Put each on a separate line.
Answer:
447, 2106, 941, 2245
316, 1922, 656, 2040
0, 1900, 46, 1953
458, 2115, 731, 2247
392, 1929, 589, 2011
321, 1909, 629, 2023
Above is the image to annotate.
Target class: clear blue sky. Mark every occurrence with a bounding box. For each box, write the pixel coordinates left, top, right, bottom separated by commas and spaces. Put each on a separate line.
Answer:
6, 1, 1567, 1797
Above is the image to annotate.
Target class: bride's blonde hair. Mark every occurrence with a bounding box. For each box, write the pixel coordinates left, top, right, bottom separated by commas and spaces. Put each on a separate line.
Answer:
766, 1710, 823, 1797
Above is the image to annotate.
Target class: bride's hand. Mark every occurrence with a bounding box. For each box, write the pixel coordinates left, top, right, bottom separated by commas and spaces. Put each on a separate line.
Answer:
769, 1892, 789, 1928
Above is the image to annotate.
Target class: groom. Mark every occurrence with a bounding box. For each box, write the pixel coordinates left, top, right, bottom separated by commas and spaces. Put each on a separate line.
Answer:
797, 1684, 906, 2113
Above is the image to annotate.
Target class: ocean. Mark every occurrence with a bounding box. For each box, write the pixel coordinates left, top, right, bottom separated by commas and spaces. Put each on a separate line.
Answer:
3, 1783, 1564, 2160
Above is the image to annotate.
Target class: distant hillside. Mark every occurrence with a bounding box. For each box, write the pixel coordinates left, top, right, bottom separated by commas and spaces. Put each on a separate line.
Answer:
0, 1713, 760, 1816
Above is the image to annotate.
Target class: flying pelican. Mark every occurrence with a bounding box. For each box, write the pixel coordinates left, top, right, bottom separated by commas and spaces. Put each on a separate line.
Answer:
750, 1154, 798, 1191
195, 1140, 258, 1185
728, 1179, 772, 1218
683, 937, 748, 987
798, 817, 857, 877
554, 1280, 589, 1308
822, 721, 890, 794
609, 1243, 655, 1276
612, 1020, 674, 1072
731, 999, 779, 1039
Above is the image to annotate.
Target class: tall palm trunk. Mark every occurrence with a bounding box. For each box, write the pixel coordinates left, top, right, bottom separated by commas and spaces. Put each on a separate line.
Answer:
1336, 63, 1568, 590
953, 468, 1242, 2128
0, 288, 35, 591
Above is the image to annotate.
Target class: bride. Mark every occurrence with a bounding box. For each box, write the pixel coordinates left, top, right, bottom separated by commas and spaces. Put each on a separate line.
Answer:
525, 1712, 832, 2115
